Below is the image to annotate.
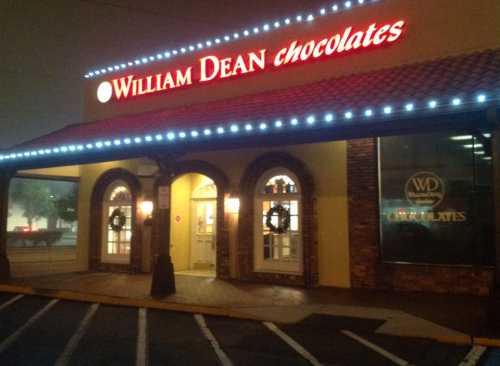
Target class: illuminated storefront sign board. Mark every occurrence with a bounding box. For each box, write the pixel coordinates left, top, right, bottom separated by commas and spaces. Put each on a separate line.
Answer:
96, 20, 405, 103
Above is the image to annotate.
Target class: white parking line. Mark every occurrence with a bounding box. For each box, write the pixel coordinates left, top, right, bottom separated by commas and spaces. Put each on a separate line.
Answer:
341, 330, 412, 366
0, 294, 24, 312
458, 346, 487, 366
263, 321, 323, 366
194, 314, 233, 366
54, 303, 99, 366
136, 308, 148, 366
0, 298, 59, 354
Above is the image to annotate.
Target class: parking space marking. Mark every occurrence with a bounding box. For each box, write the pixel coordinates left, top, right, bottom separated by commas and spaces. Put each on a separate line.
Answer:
194, 314, 233, 366
0, 294, 24, 312
263, 321, 323, 366
136, 308, 148, 366
458, 345, 487, 366
341, 330, 412, 366
54, 303, 99, 366
0, 298, 58, 354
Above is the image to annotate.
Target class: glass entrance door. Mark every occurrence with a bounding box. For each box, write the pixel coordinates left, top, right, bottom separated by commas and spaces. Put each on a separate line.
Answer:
190, 199, 216, 270
102, 183, 132, 264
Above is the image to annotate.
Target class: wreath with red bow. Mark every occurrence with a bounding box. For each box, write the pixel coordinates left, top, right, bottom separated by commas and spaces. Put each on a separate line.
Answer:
265, 204, 291, 234
108, 208, 127, 232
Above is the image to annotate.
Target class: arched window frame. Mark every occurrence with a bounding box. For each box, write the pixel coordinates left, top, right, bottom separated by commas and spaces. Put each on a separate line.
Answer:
253, 167, 303, 274
101, 180, 133, 264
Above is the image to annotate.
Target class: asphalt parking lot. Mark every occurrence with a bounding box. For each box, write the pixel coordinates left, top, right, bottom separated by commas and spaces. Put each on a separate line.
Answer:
0, 292, 497, 365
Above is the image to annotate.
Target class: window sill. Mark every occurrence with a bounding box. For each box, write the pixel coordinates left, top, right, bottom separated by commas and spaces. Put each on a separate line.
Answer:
254, 266, 303, 275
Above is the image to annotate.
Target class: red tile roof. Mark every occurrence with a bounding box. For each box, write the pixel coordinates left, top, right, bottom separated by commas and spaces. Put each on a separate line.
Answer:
16, 48, 500, 150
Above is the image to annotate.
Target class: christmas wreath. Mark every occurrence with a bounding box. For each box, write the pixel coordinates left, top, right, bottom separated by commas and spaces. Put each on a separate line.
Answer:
108, 208, 127, 232
265, 204, 291, 234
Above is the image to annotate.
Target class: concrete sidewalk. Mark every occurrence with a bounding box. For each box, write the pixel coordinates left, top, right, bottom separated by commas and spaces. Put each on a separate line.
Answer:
0, 271, 498, 346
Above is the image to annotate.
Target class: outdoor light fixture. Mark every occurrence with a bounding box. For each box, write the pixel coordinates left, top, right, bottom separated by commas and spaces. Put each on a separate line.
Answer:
140, 200, 154, 225
225, 197, 240, 214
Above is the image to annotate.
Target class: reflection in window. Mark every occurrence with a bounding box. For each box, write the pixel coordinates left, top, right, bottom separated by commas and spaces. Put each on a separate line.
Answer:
109, 186, 132, 202
379, 131, 494, 265
255, 171, 302, 274
263, 175, 298, 194
7, 177, 79, 250
262, 200, 300, 261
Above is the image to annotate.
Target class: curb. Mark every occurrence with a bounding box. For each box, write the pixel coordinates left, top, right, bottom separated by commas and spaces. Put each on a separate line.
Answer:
473, 337, 500, 348
429, 334, 473, 346
0, 283, 261, 322
1, 283, 499, 347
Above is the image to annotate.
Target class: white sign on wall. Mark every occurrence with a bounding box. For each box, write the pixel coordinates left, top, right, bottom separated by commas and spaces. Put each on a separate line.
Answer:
158, 186, 170, 209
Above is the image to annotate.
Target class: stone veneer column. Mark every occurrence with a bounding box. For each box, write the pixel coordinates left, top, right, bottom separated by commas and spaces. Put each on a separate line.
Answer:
347, 138, 381, 288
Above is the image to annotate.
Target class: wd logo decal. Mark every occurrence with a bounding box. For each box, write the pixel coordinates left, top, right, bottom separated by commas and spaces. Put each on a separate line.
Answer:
404, 172, 445, 207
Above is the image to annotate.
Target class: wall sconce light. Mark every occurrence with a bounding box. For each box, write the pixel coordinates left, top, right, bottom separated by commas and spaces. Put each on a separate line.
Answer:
225, 197, 240, 214
140, 200, 154, 225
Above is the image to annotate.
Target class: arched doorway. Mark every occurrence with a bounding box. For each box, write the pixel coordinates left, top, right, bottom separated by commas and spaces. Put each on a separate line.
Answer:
101, 181, 132, 264
170, 173, 218, 277
239, 152, 316, 287
254, 169, 302, 274
89, 168, 141, 272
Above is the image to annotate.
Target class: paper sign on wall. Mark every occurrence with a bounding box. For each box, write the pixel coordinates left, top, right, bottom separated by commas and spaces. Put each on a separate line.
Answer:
158, 186, 170, 209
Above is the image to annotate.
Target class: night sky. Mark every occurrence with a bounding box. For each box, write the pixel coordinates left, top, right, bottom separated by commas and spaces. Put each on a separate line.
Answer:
0, 0, 325, 149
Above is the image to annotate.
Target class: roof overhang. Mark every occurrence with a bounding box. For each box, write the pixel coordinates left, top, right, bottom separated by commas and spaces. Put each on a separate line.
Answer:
2, 48, 499, 171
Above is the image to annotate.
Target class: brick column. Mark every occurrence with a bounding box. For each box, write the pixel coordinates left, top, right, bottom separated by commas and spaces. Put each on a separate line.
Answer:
492, 119, 500, 289
0, 170, 14, 280
150, 156, 176, 297
347, 138, 383, 289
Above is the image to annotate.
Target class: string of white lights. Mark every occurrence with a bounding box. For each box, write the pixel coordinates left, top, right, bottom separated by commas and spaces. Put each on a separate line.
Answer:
0, 92, 495, 165
83, 0, 380, 79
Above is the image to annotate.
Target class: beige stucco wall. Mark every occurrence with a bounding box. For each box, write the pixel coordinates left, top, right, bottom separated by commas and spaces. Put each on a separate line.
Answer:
170, 174, 191, 271
67, 0, 500, 287
179, 140, 350, 288
13, 141, 349, 287
83, 0, 500, 121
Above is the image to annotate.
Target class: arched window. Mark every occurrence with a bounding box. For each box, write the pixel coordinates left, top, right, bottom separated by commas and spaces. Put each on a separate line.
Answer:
102, 181, 132, 263
254, 168, 302, 274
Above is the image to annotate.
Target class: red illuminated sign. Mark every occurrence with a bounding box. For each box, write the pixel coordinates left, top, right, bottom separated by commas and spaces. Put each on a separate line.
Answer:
97, 20, 405, 103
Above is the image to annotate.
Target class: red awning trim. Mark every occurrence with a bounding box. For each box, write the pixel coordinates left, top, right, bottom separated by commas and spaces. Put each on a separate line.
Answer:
2, 48, 500, 167
0, 91, 496, 166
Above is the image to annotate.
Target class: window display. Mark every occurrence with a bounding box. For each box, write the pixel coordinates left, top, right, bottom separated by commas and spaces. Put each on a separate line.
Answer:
379, 132, 494, 265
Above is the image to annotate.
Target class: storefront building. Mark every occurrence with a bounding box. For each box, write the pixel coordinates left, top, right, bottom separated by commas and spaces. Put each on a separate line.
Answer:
0, 0, 499, 296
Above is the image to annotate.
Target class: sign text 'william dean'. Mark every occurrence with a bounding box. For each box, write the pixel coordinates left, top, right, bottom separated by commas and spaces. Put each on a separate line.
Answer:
96, 20, 405, 103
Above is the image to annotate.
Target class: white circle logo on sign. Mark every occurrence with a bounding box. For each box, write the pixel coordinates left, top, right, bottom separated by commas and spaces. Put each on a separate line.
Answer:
97, 81, 113, 103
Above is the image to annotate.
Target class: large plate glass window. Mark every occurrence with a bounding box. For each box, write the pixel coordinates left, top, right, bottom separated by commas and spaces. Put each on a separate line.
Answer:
7, 176, 79, 274
379, 131, 494, 265
254, 168, 302, 274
